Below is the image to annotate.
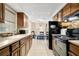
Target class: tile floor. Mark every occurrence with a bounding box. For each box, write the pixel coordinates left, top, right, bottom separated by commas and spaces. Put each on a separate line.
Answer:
27, 39, 54, 56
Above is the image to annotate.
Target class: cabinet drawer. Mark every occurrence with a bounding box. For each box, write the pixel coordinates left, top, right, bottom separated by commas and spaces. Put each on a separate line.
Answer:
11, 41, 19, 51
0, 46, 10, 56
69, 43, 79, 56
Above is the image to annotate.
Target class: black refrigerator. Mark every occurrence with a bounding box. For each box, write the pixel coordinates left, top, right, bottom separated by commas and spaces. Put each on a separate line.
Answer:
48, 21, 61, 49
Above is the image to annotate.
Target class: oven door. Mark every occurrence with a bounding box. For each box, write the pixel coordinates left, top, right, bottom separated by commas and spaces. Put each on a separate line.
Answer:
53, 37, 67, 56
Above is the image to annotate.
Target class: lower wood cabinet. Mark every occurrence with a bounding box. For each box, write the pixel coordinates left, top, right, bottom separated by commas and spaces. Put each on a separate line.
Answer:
0, 46, 10, 56
19, 35, 32, 56
25, 39, 29, 55
29, 36, 32, 49
11, 41, 20, 56
20, 44, 26, 56
68, 43, 79, 56
12, 48, 19, 56
20, 38, 26, 56
0, 35, 32, 56
68, 51, 76, 56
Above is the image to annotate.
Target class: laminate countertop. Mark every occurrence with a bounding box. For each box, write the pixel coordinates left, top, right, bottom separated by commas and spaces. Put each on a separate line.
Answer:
68, 40, 79, 47
0, 33, 31, 49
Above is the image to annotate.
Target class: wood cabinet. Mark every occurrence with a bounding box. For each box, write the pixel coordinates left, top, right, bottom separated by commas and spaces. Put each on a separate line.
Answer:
58, 10, 63, 21
12, 48, 19, 56
17, 12, 28, 28
20, 38, 26, 56
63, 3, 71, 17
0, 46, 10, 56
53, 3, 79, 22
28, 35, 32, 50
25, 37, 30, 55
25, 35, 32, 55
17, 13, 24, 28
11, 41, 20, 56
29, 36, 32, 49
70, 3, 79, 15
0, 3, 5, 23
68, 51, 76, 56
20, 44, 26, 56
68, 43, 79, 56
53, 14, 58, 21
0, 35, 32, 56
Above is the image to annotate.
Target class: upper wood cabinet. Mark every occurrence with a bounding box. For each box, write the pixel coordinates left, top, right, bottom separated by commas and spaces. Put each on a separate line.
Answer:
17, 12, 28, 28
0, 3, 5, 23
58, 10, 63, 21
70, 3, 79, 14
17, 13, 24, 28
63, 3, 71, 17
53, 3, 79, 22
53, 14, 58, 21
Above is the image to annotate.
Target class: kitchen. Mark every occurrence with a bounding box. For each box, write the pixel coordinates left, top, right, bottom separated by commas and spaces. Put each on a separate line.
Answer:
0, 3, 79, 56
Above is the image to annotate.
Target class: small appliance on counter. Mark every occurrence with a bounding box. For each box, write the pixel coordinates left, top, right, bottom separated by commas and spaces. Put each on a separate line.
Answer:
19, 28, 28, 34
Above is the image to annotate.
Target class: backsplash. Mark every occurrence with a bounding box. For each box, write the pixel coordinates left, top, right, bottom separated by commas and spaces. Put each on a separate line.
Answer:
0, 23, 6, 33
0, 22, 17, 33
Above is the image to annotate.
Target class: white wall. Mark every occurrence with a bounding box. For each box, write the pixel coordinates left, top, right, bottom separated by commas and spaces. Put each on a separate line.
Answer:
30, 21, 48, 35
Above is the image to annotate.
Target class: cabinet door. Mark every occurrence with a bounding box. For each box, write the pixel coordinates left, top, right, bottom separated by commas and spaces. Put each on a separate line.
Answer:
0, 47, 10, 56
53, 14, 58, 21
24, 15, 28, 28
29, 36, 32, 49
0, 3, 4, 22
17, 13, 24, 28
12, 48, 19, 56
58, 10, 63, 21
69, 43, 79, 56
20, 44, 26, 56
68, 51, 76, 56
70, 3, 79, 14
5, 8, 16, 23
63, 3, 71, 17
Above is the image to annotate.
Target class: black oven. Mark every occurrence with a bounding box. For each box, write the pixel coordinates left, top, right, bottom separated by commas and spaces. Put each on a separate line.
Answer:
53, 36, 68, 56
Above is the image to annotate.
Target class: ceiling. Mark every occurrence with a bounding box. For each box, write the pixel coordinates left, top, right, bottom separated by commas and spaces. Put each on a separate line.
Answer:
6, 3, 66, 22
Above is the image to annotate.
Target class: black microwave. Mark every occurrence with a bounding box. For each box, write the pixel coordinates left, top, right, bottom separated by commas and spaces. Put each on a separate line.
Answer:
66, 29, 79, 38
19, 30, 26, 34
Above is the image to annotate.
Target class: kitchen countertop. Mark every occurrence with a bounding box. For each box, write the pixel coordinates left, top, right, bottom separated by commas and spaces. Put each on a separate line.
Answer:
68, 40, 79, 47
0, 33, 31, 49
